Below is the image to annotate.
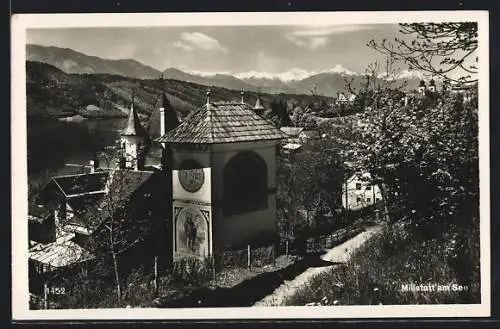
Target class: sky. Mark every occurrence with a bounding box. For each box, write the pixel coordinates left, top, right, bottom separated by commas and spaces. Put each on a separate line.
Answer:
27, 24, 409, 76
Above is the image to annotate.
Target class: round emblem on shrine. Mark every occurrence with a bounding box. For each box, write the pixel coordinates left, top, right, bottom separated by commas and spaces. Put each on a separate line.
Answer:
178, 166, 205, 193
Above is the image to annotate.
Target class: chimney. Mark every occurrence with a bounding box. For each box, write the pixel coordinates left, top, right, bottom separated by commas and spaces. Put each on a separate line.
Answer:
241, 90, 245, 104
89, 159, 99, 173
53, 209, 59, 229
160, 107, 166, 137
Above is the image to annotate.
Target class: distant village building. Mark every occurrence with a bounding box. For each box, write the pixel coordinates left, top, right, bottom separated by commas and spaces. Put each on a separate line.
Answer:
335, 91, 356, 104
342, 173, 382, 211
418, 80, 427, 95
417, 79, 439, 96
428, 79, 436, 92
279, 126, 303, 154
410, 78, 475, 104
280, 126, 303, 142
451, 84, 475, 103
298, 130, 321, 143
337, 92, 348, 103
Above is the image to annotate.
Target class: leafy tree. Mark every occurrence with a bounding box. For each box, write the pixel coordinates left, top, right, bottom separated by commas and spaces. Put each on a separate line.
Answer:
368, 23, 478, 84
277, 139, 345, 242
267, 99, 292, 127
347, 87, 478, 238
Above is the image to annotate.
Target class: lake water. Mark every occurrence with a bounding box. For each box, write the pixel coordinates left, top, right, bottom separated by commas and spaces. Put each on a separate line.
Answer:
27, 118, 161, 186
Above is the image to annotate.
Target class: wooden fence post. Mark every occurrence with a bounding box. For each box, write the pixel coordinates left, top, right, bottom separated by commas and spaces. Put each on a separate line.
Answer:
273, 243, 276, 266
247, 245, 251, 269
212, 255, 216, 281
43, 281, 48, 310
154, 256, 158, 295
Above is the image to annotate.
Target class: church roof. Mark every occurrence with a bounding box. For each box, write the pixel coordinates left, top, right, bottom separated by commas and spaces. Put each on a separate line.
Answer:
157, 102, 288, 144
159, 91, 180, 132
121, 102, 149, 137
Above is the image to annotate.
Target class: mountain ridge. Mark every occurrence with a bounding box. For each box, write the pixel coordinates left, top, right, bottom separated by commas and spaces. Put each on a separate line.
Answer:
27, 44, 430, 97
25, 60, 335, 138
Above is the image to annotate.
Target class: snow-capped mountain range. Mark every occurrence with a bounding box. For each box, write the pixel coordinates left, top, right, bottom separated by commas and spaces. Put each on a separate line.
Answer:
190, 64, 358, 82
27, 44, 433, 98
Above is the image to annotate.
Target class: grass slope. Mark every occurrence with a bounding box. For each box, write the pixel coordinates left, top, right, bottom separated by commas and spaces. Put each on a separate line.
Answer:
284, 220, 480, 306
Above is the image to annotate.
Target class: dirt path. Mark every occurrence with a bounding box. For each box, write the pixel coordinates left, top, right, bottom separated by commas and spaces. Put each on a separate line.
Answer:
253, 225, 382, 307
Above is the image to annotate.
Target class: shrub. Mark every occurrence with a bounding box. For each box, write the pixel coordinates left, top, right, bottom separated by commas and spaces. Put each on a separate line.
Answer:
171, 257, 214, 286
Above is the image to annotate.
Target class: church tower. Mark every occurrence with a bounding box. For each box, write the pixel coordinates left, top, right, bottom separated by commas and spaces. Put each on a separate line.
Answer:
428, 79, 437, 92
418, 80, 427, 95
120, 95, 150, 171
157, 89, 288, 261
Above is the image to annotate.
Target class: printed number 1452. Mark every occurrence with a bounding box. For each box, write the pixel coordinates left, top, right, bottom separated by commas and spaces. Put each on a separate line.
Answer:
46, 287, 66, 295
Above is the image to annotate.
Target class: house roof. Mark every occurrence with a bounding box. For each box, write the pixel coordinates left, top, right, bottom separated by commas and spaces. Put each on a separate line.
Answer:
49, 172, 109, 197
28, 203, 51, 219
282, 143, 302, 150
280, 126, 304, 137
451, 85, 474, 91
348, 172, 373, 183
121, 102, 149, 137
157, 102, 287, 144
66, 193, 106, 215
29, 232, 94, 268
300, 130, 321, 139
69, 169, 155, 231
29, 214, 50, 225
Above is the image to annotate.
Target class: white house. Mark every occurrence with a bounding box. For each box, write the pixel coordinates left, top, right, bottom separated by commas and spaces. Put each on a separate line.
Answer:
298, 130, 321, 143
337, 92, 348, 103
451, 84, 475, 103
342, 173, 382, 211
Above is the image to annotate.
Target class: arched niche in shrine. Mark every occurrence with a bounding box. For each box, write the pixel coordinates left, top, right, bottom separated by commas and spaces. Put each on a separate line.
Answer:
223, 151, 267, 216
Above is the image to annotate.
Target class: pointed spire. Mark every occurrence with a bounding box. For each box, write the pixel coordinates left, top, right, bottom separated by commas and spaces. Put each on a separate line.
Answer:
206, 87, 211, 105
159, 72, 165, 90
254, 94, 264, 110
158, 81, 180, 134
121, 92, 148, 137
241, 89, 245, 104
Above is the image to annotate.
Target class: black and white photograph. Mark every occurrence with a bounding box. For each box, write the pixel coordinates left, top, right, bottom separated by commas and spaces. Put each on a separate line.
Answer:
11, 11, 490, 319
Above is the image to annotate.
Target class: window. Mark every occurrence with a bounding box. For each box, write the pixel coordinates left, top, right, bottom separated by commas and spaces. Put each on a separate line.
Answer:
375, 198, 381, 202
224, 151, 268, 216
366, 185, 372, 190
367, 198, 371, 203
356, 183, 362, 190
356, 197, 362, 203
